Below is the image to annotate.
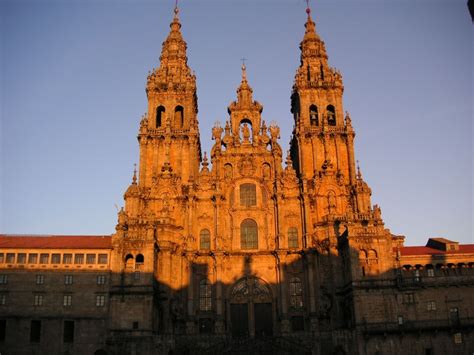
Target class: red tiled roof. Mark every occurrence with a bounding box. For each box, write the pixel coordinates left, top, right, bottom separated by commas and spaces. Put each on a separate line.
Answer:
0, 235, 112, 249
397, 244, 474, 256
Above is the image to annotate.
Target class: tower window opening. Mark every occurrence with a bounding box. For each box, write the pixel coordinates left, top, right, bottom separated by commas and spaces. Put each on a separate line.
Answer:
309, 105, 318, 126
175, 106, 184, 128
327, 105, 336, 126
241, 219, 258, 249
125, 254, 134, 269
156, 106, 165, 128
200, 229, 211, 250
136, 254, 144, 264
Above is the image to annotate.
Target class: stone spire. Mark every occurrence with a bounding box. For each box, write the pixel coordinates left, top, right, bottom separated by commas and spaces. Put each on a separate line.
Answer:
236, 62, 254, 107
146, 4, 196, 94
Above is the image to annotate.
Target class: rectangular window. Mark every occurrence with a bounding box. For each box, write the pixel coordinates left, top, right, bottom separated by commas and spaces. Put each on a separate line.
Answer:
36, 275, 44, 285
98, 254, 108, 264
427, 301, 436, 311
6, 253, 15, 264
30, 320, 41, 343
397, 315, 404, 325
454, 332, 463, 344
86, 254, 96, 264
240, 183, 257, 207
17, 253, 26, 264
403, 293, 415, 304
133, 271, 140, 280
450, 307, 460, 324
28, 253, 38, 264
63, 320, 74, 343
0, 294, 6, 305
51, 254, 61, 264
0, 319, 5, 342
63, 254, 72, 264
34, 295, 43, 306
96, 295, 105, 307
63, 295, 72, 307
0, 275, 7, 284
64, 275, 73, 285
132, 321, 139, 330
0, 253, 4, 263
74, 254, 84, 264
40, 254, 49, 264
97, 275, 106, 285
427, 268, 435, 277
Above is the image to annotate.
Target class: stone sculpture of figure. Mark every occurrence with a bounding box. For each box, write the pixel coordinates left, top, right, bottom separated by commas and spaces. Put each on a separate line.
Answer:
224, 164, 233, 179
212, 122, 223, 142
373, 204, 382, 220
242, 123, 250, 142
327, 191, 336, 213
269, 122, 280, 142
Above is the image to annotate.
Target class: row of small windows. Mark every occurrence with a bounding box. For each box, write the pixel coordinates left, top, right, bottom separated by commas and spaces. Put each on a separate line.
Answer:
0, 274, 106, 285
0, 252, 108, 265
125, 253, 144, 269
198, 224, 299, 250
309, 104, 336, 126
156, 105, 184, 128
0, 293, 106, 308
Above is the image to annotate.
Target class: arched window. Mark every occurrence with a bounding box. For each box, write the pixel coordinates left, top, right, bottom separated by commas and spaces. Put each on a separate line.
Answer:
289, 277, 303, 309
156, 106, 165, 128
199, 279, 212, 311
367, 250, 378, 264
200, 229, 211, 250
327, 105, 336, 126
288, 227, 298, 249
309, 105, 318, 126
174, 106, 184, 127
136, 254, 144, 264
240, 183, 256, 207
125, 254, 134, 269
241, 219, 258, 249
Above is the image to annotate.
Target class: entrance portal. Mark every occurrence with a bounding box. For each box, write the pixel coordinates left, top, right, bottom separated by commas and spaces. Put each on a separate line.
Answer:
229, 277, 273, 338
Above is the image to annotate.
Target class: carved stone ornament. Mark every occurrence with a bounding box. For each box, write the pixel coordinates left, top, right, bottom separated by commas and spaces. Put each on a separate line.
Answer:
230, 277, 272, 304
238, 156, 256, 177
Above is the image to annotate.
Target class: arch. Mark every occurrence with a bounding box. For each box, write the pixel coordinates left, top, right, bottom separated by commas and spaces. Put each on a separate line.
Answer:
367, 249, 378, 264
289, 277, 303, 309
199, 279, 212, 311
288, 227, 298, 249
174, 105, 184, 127
136, 254, 144, 264
241, 219, 258, 249
240, 183, 256, 207
200, 229, 211, 250
309, 104, 318, 126
359, 250, 367, 262
327, 105, 336, 126
125, 254, 134, 269
156, 106, 165, 128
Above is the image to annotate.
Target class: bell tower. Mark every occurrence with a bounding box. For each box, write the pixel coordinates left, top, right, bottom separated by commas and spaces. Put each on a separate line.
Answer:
290, 6, 356, 185
139, 6, 201, 186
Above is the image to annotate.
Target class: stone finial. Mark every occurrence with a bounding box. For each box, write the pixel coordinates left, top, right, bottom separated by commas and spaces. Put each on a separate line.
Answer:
201, 152, 209, 172
345, 111, 352, 126
132, 164, 137, 184
356, 160, 362, 180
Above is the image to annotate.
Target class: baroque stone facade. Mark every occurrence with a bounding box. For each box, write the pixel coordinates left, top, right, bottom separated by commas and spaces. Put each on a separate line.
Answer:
0, 5, 473, 355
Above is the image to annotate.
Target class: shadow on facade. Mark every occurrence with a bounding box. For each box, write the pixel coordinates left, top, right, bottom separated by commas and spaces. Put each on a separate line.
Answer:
1, 242, 473, 355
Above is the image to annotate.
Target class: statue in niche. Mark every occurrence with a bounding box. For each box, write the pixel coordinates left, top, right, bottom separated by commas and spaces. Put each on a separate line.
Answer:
327, 191, 337, 214
241, 123, 251, 142
262, 164, 271, 179
224, 164, 233, 179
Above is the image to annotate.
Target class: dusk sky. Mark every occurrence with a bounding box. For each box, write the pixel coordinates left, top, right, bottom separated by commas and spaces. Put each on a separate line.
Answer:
1, 0, 472, 246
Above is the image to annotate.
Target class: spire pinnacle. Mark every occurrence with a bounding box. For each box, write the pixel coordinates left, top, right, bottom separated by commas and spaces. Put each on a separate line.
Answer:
132, 164, 137, 184
241, 58, 247, 82
356, 160, 362, 180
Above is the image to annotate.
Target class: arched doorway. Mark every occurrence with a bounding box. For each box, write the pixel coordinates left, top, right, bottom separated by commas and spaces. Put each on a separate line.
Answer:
229, 276, 273, 338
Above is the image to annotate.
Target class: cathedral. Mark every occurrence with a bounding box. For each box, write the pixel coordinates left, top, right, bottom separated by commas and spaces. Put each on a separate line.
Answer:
0, 4, 473, 355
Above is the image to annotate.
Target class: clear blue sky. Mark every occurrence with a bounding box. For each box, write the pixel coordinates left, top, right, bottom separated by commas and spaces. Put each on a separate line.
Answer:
1, 0, 472, 246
